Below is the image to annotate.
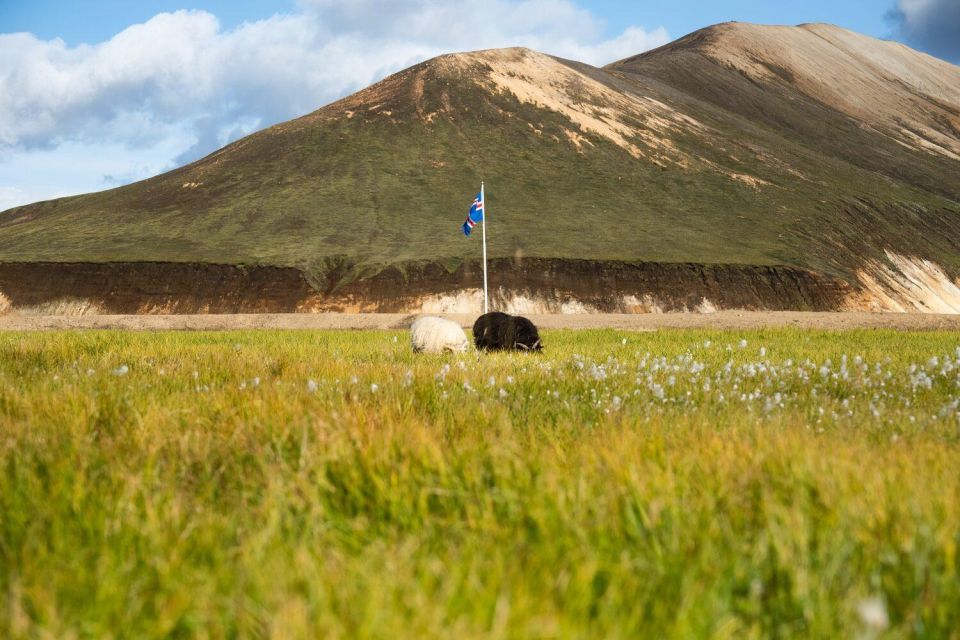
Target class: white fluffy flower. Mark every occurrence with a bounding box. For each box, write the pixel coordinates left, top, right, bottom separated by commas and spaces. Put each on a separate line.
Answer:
856, 596, 889, 631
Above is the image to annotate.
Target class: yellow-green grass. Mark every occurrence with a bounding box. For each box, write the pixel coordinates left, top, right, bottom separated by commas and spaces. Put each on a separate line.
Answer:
1, 329, 959, 639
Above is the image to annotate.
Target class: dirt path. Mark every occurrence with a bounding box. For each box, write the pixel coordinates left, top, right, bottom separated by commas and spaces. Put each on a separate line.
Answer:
1, 311, 960, 331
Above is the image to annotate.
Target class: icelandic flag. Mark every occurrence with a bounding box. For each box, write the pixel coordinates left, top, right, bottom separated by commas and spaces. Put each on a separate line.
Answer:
462, 191, 484, 237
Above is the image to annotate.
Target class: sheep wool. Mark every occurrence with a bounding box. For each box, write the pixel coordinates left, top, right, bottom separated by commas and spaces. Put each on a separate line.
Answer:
410, 316, 470, 353
473, 312, 543, 352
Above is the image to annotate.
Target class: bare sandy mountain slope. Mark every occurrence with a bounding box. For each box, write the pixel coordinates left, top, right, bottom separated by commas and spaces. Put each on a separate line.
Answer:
619, 23, 960, 159
0, 23, 959, 314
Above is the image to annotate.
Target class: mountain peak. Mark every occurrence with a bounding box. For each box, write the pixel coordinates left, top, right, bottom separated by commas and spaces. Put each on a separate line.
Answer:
443, 46, 538, 61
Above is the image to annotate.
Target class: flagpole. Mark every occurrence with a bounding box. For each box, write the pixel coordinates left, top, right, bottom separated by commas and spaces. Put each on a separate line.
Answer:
481, 181, 488, 314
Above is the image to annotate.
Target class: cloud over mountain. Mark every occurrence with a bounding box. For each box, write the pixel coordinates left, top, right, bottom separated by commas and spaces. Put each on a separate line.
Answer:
887, 0, 960, 62
0, 2, 668, 169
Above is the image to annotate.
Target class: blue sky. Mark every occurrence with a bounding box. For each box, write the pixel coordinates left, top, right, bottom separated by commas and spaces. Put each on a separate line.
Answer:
0, 0, 894, 45
0, 0, 957, 210
0, 1, 897, 47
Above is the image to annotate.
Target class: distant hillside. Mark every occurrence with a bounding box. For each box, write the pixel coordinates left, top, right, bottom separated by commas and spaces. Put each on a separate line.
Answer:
1, 23, 959, 314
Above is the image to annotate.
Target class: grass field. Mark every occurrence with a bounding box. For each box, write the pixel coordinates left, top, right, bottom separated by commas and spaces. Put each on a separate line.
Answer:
1, 329, 959, 638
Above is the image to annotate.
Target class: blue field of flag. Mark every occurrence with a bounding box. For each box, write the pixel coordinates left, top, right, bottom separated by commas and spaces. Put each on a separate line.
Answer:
462, 192, 484, 236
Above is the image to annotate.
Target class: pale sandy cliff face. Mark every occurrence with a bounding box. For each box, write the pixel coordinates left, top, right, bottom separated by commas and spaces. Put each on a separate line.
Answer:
852, 252, 960, 313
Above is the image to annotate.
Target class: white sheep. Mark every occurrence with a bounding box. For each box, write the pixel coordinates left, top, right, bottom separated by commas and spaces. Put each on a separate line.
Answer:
410, 316, 469, 353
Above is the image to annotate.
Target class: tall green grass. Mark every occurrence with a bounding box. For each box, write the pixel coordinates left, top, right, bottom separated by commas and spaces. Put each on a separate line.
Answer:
0, 329, 958, 638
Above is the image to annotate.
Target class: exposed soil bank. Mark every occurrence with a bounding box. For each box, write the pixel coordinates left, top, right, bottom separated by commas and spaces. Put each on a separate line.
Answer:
0, 259, 852, 315
337, 259, 852, 313
0, 262, 315, 314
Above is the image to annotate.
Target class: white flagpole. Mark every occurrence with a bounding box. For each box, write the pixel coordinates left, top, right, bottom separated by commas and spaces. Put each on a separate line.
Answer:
481, 181, 488, 314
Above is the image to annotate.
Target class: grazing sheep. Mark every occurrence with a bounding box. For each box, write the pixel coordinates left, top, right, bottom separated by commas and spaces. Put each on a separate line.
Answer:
472, 312, 543, 352
410, 316, 470, 353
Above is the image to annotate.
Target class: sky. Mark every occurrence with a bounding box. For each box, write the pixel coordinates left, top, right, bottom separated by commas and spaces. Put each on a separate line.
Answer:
1, 0, 958, 210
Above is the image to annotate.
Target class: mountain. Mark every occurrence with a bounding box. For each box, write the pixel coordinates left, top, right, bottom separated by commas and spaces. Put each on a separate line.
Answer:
1, 22, 959, 314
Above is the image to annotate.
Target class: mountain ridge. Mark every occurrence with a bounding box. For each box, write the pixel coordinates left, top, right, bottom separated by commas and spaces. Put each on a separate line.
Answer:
610, 21, 960, 160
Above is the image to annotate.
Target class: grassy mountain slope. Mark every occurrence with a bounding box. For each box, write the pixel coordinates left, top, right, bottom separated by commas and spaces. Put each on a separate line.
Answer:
1, 23, 958, 290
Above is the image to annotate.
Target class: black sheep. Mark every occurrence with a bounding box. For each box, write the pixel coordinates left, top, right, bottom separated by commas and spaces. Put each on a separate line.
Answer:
472, 312, 543, 352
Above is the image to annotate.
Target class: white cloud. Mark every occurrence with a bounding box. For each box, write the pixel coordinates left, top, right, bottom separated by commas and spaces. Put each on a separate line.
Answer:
888, 0, 960, 62
0, 136, 192, 209
0, 2, 669, 209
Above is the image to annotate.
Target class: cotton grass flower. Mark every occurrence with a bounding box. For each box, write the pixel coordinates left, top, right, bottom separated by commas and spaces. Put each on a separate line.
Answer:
856, 596, 889, 632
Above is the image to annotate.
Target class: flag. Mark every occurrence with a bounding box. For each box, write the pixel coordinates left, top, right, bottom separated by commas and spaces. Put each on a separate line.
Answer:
462, 191, 483, 236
